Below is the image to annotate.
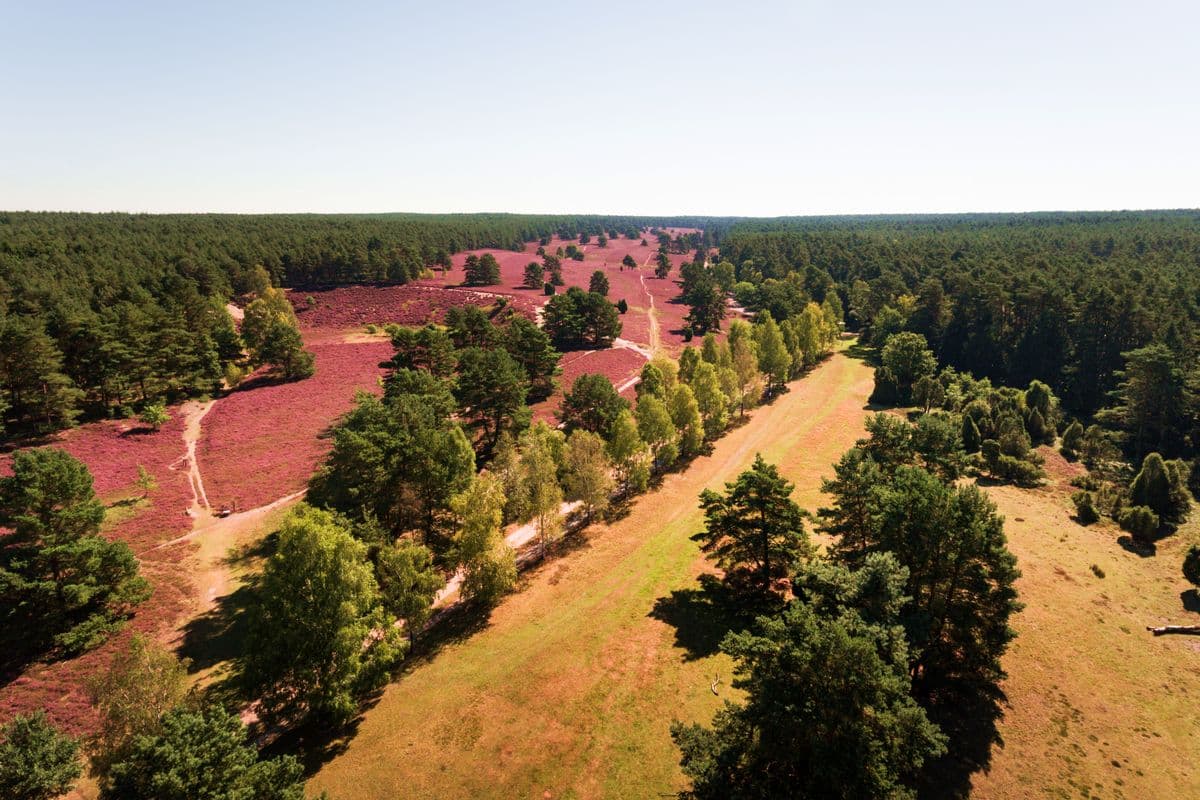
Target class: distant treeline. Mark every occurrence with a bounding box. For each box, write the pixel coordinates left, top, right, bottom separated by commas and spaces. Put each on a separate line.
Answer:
720, 210, 1200, 414
0, 212, 729, 435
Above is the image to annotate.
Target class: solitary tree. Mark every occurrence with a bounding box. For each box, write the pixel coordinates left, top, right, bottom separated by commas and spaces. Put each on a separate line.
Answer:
241, 287, 314, 379
671, 601, 945, 800
139, 402, 169, 431
589, 270, 610, 296
696, 455, 811, 595
522, 261, 544, 289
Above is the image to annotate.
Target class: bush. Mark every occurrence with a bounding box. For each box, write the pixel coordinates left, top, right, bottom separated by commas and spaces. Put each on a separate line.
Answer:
1060, 420, 1084, 458
543, 282, 555, 296
1118, 505, 1159, 542
616, 299, 628, 314
1184, 545, 1200, 587
1072, 491, 1100, 525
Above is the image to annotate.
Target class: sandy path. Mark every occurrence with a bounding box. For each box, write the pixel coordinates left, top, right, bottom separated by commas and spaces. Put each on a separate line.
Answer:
171, 400, 215, 515
308, 349, 876, 799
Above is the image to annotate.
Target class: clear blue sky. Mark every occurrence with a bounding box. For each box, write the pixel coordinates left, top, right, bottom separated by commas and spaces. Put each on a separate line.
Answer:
2, 0, 1196, 216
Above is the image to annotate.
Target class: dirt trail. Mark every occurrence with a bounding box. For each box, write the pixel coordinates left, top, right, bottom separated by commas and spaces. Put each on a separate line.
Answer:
172, 400, 215, 515
308, 349, 876, 799
432, 500, 584, 608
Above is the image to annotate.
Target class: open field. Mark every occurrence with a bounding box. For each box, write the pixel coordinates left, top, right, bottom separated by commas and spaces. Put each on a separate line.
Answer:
971, 462, 1200, 799
307, 347, 876, 800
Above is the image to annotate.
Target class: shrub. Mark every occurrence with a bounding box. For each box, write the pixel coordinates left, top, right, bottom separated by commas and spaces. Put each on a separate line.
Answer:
1072, 491, 1100, 525
1118, 505, 1159, 542
1090, 564, 1105, 578
616, 299, 628, 314
1060, 420, 1084, 458
1183, 545, 1200, 587
543, 282, 555, 296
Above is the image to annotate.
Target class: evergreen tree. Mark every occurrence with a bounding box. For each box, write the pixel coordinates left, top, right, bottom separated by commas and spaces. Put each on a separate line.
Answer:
523, 261, 544, 289
0, 448, 150, 656
453, 347, 531, 452
103, 707, 308, 800
672, 599, 945, 800
589, 270, 610, 296
0, 712, 82, 800
559, 373, 628, 438
696, 455, 812, 594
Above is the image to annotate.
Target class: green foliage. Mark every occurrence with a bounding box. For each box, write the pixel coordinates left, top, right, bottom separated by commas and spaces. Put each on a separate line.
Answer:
752, 313, 790, 391
103, 707, 308, 800
1060, 419, 1084, 458
139, 401, 169, 430
696, 455, 811, 595
558, 373, 628, 438
375, 540, 443, 640
1098, 344, 1197, 461
961, 413, 982, 454
1118, 504, 1159, 542
308, 391, 474, 543
242, 505, 405, 728
453, 346, 531, 452
563, 429, 615, 521
463, 253, 501, 286
1129, 452, 1192, 523
1182, 545, 1200, 588
452, 474, 517, 606
0, 712, 82, 800
542, 287, 622, 349
873, 332, 937, 406
606, 409, 651, 494
0, 448, 150, 656
636, 394, 679, 470
689, 361, 729, 439
821, 458, 1021, 692
242, 287, 314, 380
668, 383, 705, 459
523, 261, 544, 289
671, 597, 945, 800
1072, 491, 1100, 525
87, 634, 192, 777
588, 270, 610, 296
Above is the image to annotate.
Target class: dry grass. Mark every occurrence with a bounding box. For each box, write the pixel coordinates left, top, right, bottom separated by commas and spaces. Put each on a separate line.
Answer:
970, 476, 1200, 798
307, 349, 876, 800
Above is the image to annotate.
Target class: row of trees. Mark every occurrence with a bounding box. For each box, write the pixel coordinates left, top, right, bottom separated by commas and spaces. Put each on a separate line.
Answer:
675, 409, 1021, 796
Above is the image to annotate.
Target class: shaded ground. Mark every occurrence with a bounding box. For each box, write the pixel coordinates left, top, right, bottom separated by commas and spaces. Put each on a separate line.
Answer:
307, 349, 876, 800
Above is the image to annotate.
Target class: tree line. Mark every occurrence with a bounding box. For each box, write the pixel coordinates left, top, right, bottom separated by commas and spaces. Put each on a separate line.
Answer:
0, 212, 731, 438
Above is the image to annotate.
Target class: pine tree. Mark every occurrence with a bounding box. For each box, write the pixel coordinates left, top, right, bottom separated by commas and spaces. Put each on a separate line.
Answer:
0, 448, 150, 656
696, 454, 811, 594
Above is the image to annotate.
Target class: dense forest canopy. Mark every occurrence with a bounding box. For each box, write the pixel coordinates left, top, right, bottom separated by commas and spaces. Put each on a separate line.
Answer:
720, 210, 1200, 414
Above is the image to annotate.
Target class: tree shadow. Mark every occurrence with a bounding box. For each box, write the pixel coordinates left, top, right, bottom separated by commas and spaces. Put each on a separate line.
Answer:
649, 574, 755, 661
1117, 535, 1156, 557
917, 680, 1007, 800
178, 578, 260, 699
1181, 589, 1200, 614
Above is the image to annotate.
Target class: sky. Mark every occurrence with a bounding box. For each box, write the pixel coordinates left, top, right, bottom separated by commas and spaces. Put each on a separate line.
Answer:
2, 0, 1197, 216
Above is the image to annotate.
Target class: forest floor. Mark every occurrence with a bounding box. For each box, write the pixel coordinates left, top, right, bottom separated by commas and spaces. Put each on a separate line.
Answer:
306, 344, 875, 800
